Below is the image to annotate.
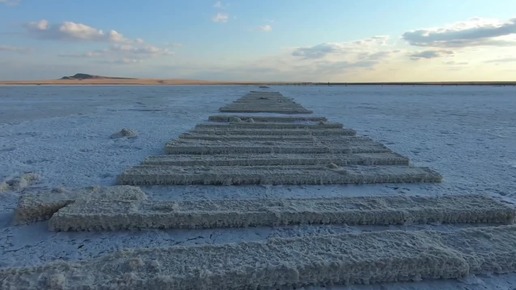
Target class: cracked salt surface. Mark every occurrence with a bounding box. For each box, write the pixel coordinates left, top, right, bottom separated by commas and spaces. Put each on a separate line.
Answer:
1, 85, 516, 289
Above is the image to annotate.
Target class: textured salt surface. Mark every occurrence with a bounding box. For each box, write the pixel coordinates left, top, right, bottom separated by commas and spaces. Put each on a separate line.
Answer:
0, 173, 40, 193
119, 91, 441, 186
219, 91, 313, 114
189, 127, 356, 135
178, 134, 366, 141
110, 128, 138, 139
142, 152, 410, 167
119, 165, 441, 185
13, 186, 146, 225
195, 121, 344, 129
208, 115, 327, 123
48, 194, 515, 231
164, 142, 391, 154
169, 136, 378, 146
2, 85, 515, 289
3, 225, 516, 289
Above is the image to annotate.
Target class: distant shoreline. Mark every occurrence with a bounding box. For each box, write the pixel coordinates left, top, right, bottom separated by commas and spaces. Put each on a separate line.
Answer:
0, 79, 515, 86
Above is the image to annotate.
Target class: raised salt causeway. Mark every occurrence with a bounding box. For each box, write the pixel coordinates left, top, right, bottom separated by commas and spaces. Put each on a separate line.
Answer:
5, 91, 516, 289
118, 91, 442, 185
7, 184, 516, 288
218, 91, 313, 114
4, 225, 516, 289
49, 194, 515, 231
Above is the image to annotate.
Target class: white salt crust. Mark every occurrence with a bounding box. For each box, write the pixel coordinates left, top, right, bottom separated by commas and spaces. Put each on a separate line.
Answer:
0, 173, 40, 193
13, 186, 146, 225
178, 134, 364, 141
118, 91, 441, 186
195, 121, 344, 129
110, 128, 138, 139
189, 127, 356, 136
118, 165, 442, 185
208, 115, 327, 123
142, 152, 410, 167
3, 225, 516, 289
48, 194, 515, 231
219, 91, 313, 114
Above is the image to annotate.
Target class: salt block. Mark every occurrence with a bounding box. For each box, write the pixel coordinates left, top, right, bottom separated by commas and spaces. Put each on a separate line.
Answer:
142, 152, 409, 167
4, 225, 516, 289
178, 134, 361, 141
118, 165, 441, 186
48, 194, 515, 231
164, 142, 389, 155
189, 127, 356, 136
195, 122, 343, 129
110, 128, 138, 139
0, 173, 40, 193
13, 186, 146, 225
208, 115, 327, 123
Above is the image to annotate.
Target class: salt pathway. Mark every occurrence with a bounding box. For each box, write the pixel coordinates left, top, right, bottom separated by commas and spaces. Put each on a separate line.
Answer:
3, 91, 516, 290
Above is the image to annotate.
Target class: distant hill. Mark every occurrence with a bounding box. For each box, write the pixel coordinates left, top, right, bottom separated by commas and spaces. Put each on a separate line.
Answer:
60, 73, 134, 80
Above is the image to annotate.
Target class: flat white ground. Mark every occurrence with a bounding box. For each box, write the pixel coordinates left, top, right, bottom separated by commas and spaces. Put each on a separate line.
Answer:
1, 85, 516, 289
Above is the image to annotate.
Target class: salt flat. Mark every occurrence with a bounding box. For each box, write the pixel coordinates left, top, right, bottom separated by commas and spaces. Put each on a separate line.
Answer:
1, 85, 516, 289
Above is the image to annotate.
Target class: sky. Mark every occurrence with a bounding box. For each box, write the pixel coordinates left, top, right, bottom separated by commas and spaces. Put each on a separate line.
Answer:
0, 0, 515, 82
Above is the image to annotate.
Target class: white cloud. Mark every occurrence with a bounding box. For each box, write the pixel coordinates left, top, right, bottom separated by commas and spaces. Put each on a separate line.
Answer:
101, 58, 143, 65
213, 1, 223, 8
108, 30, 127, 42
443, 61, 468, 65
215, 36, 398, 81
27, 19, 49, 31
292, 36, 389, 59
26, 20, 125, 42
258, 24, 272, 32
484, 57, 516, 63
212, 13, 229, 23
292, 43, 342, 59
59, 43, 171, 65
403, 17, 516, 47
58, 21, 106, 41
110, 43, 171, 56
410, 50, 454, 60
25, 19, 172, 64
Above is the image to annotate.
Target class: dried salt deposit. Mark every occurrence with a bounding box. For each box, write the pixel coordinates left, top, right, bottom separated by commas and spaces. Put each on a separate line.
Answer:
142, 152, 410, 167
3, 87, 516, 289
219, 91, 313, 114
13, 186, 146, 225
110, 128, 138, 139
3, 225, 516, 289
118, 91, 442, 186
208, 115, 327, 123
189, 127, 356, 135
48, 194, 515, 231
119, 165, 441, 185
0, 173, 40, 193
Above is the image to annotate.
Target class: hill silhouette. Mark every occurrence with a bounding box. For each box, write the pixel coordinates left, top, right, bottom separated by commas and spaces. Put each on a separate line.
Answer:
60, 73, 134, 80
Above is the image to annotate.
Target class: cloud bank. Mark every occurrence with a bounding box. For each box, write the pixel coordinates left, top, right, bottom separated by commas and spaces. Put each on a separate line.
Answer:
212, 13, 229, 23
26, 19, 127, 42
292, 36, 389, 60
410, 50, 454, 60
59, 42, 171, 64
403, 18, 516, 47
25, 19, 171, 64
258, 24, 272, 32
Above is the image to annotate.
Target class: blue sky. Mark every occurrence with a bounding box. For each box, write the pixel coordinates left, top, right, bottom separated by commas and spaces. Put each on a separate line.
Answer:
1, 0, 515, 81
